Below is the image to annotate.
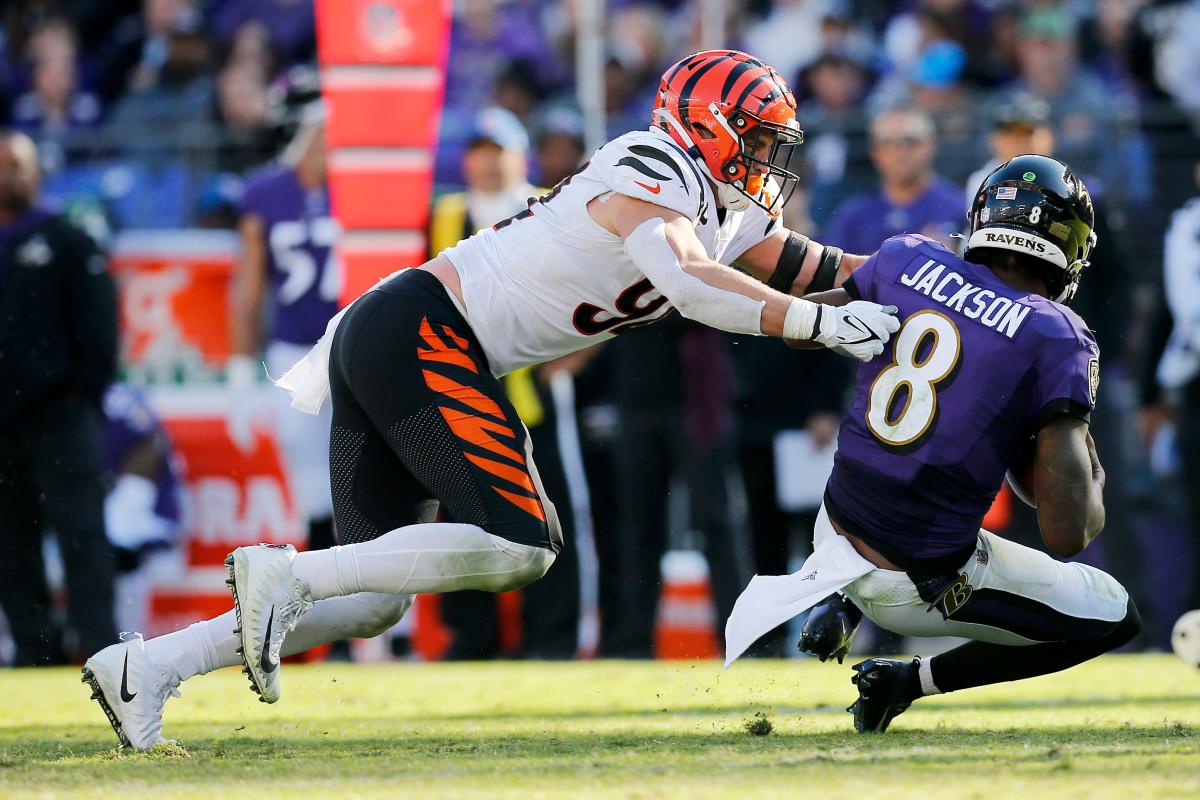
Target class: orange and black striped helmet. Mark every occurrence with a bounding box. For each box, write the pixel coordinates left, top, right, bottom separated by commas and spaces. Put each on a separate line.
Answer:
652, 49, 803, 215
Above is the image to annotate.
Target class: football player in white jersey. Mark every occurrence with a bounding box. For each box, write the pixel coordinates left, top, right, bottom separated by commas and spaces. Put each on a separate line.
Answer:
81, 49, 899, 748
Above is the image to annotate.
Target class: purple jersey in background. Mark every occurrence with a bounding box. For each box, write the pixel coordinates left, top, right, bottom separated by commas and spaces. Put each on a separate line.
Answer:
820, 178, 964, 255
825, 234, 1099, 569
237, 164, 340, 347
102, 383, 183, 531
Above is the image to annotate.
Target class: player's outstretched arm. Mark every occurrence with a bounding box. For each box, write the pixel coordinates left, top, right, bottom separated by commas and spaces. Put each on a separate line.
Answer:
1033, 417, 1106, 557
734, 226, 871, 296
591, 193, 898, 361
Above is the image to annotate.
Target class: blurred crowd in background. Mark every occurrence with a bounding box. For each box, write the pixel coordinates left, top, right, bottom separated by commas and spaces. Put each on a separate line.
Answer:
2, 0, 1200, 664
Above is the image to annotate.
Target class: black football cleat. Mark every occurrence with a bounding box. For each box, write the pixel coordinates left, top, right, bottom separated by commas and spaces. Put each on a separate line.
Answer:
847, 657, 919, 733
798, 594, 863, 663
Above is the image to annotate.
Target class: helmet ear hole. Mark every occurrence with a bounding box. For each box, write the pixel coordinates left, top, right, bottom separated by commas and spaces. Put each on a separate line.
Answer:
691, 122, 717, 141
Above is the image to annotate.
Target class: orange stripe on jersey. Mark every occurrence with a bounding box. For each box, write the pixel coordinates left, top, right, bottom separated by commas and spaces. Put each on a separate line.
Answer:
492, 485, 546, 522
423, 369, 502, 417
439, 406, 525, 464
440, 324, 469, 350
418, 347, 477, 373
465, 452, 538, 496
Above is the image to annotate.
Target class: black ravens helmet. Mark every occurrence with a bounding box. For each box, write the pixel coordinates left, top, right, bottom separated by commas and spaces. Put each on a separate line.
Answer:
965, 154, 1096, 303
265, 64, 324, 141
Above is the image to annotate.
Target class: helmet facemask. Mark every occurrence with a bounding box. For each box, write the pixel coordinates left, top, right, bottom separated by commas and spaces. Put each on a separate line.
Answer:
709, 107, 803, 215
1054, 226, 1097, 303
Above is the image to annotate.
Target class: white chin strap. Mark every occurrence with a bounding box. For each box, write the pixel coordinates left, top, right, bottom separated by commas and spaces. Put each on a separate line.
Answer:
718, 183, 751, 211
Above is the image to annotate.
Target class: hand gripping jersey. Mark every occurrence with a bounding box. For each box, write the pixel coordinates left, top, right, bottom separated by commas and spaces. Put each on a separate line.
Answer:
238, 164, 341, 347
439, 127, 781, 376
825, 234, 1100, 568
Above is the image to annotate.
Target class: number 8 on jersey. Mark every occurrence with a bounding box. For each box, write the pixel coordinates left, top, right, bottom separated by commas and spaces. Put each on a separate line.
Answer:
866, 310, 962, 450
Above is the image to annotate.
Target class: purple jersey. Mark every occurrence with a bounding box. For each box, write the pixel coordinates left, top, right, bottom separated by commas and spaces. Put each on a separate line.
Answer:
238, 165, 340, 346
825, 234, 1100, 568
821, 178, 964, 255
102, 384, 183, 529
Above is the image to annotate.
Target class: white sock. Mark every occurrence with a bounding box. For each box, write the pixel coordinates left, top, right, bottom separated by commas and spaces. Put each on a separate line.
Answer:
291, 522, 552, 600
280, 592, 412, 653
918, 656, 942, 696
144, 611, 232, 681
143, 593, 413, 680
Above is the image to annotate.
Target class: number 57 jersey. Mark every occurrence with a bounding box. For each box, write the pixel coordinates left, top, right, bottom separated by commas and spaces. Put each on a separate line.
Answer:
824, 233, 1100, 568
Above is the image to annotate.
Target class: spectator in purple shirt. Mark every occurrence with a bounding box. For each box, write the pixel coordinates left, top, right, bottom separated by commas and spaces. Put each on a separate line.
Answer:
12, 19, 102, 174
821, 108, 963, 255
209, 0, 315, 68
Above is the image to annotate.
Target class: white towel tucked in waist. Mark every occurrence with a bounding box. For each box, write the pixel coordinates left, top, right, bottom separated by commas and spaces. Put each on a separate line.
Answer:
273, 268, 415, 414
272, 304, 352, 415
724, 506, 875, 667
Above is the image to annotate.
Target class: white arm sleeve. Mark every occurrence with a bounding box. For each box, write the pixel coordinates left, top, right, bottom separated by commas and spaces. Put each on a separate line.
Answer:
623, 218, 766, 336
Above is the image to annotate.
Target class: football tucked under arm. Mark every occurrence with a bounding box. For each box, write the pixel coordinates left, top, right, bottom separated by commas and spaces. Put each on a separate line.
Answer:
1006, 434, 1039, 507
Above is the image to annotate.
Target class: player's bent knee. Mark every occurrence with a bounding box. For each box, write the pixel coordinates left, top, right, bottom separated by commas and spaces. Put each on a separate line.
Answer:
488, 544, 556, 593
343, 593, 414, 639
1102, 598, 1142, 651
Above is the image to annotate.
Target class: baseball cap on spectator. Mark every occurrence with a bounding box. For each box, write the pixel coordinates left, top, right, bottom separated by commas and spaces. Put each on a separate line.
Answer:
468, 107, 529, 152
537, 106, 584, 143
1020, 7, 1077, 41
167, 4, 204, 37
988, 93, 1050, 131
911, 41, 965, 88
806, 50, 868, 76
822, 0, 853, 22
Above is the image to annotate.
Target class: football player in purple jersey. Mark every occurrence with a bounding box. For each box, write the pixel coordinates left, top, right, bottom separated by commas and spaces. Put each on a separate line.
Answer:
793, 155, 1141, 732
101, 383, 185, 635
227, 65, 340, 552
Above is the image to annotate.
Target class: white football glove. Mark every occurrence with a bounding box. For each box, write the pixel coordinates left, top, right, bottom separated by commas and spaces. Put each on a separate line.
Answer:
104, 474, 169, 550
784, 299, 900, 362
816, 300, 900, 362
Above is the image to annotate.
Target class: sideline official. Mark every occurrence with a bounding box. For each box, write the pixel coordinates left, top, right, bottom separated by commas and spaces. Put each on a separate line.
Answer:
0, 131, 118, 664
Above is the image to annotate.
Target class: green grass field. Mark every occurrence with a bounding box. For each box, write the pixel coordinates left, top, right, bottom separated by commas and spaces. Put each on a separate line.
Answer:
3, 655, 1199, 798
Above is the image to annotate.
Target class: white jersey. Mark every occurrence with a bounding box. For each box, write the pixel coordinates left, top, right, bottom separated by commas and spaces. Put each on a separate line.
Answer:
441, 127, 782, 376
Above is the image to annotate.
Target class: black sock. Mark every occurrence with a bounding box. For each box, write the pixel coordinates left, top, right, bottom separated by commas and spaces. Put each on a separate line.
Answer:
901, 657, 925, 703
308, 515, 336, 551
928, 599, 1141, 693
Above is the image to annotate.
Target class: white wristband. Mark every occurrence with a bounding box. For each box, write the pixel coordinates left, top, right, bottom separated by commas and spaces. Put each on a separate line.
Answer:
783, 298, 821, 341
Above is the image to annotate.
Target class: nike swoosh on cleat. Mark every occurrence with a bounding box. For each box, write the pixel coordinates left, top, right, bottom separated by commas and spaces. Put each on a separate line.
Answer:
120, 652, 137, 702
260, 607, 278, 674
633, 180, 661, 194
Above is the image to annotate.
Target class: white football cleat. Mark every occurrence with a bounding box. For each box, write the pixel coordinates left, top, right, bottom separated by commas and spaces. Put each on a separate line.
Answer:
82, 632, 181, 749
226, 543, 314, 704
